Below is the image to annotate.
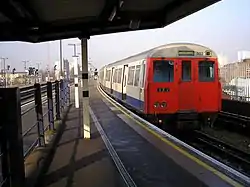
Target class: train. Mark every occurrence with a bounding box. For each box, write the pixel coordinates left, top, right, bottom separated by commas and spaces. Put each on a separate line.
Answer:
98, 43, 221, 130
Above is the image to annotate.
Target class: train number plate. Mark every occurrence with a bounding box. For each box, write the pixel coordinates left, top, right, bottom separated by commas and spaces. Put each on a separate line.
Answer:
157, 87, 170, 92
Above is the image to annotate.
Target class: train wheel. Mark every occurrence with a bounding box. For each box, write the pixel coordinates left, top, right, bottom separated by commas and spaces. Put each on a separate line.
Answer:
201, 117, 212, 129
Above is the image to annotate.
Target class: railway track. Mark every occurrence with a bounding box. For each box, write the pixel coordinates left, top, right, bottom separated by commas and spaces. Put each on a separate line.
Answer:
219, 111, 250, 124
191, 130, 250, 176
135, 107, 250, 176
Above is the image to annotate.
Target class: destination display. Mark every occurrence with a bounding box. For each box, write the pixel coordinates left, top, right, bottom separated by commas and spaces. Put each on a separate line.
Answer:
178, 50, 212, 57
178, 50, 195, 56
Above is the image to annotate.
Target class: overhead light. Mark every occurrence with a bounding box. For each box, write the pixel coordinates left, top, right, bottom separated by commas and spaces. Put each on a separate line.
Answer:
119, 0, 124, 8
129, 20, 140, 29
108, 7, 117, 21
30, 27, 39, 30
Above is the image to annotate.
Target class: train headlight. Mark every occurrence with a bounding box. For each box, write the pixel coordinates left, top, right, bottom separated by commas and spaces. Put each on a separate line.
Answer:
154, 102, 159, 108
161, 102, 167, 108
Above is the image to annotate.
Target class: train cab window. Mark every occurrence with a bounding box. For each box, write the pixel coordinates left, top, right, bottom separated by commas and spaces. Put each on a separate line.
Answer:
153, 60, 174, 82
199, 61, 215, 82
134, 65, 141, 87
128, 66, 135, 85
182, 61, 191, 81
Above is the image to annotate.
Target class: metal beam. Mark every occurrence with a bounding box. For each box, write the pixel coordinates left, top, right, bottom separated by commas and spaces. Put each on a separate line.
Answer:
0, 0, 221, 43
17, 1, 40, 22
0, 19, 160, 42
99, 0, 120, 21
0, 1, 34, 24
0, 1, 24, 23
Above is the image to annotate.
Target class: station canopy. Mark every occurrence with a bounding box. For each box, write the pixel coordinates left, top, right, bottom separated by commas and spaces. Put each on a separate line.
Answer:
0, 0, 220, 42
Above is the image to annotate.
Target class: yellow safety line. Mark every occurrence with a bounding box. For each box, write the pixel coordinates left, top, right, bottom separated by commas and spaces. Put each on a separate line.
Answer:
96, 85, 244, 187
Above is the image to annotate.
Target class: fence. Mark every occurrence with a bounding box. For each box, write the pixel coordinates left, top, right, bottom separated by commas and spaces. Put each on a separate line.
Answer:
0, 79, 70, 187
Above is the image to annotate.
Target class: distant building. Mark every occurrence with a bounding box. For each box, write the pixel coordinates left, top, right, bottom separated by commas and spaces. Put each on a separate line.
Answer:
0, 71, 28, 86
217, 53, 229, 68
54, 59, 71, 80
0, 71, 27, 79
238, 51, 250, 62
220, 59, 250, 84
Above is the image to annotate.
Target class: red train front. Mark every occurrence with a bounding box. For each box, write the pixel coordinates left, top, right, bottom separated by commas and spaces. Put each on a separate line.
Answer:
143, 44, 221, 130
99, 43, 221, 131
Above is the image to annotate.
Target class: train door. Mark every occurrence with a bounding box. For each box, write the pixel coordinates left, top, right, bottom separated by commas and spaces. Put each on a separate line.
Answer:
178, 60, 196, 111
197, 60, 218, 111
139, 62, 146, 111
122, 65, 128, 100
110, 67, 115, 94
149, 59, 178, 114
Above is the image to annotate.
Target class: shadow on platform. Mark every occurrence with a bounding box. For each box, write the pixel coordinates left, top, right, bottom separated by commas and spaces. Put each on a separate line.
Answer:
36, 103, 124, 187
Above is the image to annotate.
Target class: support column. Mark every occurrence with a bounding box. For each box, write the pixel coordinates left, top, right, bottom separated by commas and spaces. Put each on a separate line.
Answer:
81, 38, 90, 139
73, 56, 79, 108
65, 59, 70, 104
65, 59, 70, 82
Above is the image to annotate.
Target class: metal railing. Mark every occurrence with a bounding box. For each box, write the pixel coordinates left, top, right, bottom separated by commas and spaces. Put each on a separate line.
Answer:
0, 79, 70, 187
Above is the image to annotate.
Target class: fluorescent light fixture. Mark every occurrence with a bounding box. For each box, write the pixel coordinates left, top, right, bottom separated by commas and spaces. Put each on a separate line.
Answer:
108, 7, 117, 21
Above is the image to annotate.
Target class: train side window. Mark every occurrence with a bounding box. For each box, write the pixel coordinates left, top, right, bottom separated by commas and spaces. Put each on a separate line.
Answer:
112, 70, 115, 83
120, 68, 123, 83
115, 69, 118, 83
117, 68, 122, 83
128, 66, 135, 85
105, 70, 109, 81
108, 70, 111, 81
134, 65, 141, 87
117, 69, 120, 83
199, 61, 215, 82
182, 61, 191, 81
124, 75, 127, 86
141, 64, 145, 88
107, 70, 111, 81
100, 71, 102, 80
153, 60, 174, 82
114, 69, 117, 83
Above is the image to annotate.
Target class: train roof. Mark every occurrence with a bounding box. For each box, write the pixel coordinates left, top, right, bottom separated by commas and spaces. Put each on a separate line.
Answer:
105, 43, 218, 68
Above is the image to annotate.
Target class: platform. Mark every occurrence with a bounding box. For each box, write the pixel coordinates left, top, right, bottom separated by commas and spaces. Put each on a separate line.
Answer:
36, 80, 246, 187
37, 100, 126, 187
90, 81, 245, 187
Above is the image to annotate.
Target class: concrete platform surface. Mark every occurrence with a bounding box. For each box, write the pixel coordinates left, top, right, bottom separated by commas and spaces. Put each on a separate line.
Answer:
37, 101, 125, 187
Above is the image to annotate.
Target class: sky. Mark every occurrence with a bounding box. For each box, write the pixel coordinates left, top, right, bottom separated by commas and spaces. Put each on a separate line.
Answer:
0, 0, 250, 72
